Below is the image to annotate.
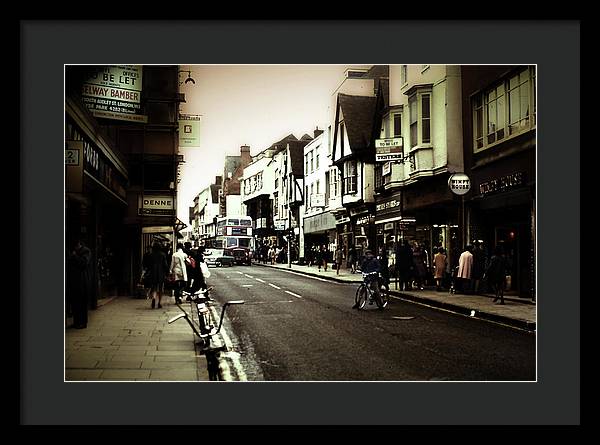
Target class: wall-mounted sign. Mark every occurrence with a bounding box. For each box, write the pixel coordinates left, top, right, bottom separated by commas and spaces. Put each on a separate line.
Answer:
479, 172, 525, 196
312, 193, 325, 207
375, 138, 403, 162
65, 140, 83, 193
81, 65, 147, 123
448, 173, 471, 195
138, 194, 175, 216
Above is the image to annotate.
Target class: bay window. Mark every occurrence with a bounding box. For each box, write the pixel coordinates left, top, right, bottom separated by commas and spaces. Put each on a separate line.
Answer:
344, 160, 357, 194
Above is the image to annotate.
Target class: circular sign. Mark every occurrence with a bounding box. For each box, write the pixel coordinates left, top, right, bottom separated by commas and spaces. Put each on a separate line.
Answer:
448, 173, 471, 195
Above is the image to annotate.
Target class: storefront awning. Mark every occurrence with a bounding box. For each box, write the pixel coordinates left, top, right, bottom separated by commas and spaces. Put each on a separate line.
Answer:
304, 212, 337, 234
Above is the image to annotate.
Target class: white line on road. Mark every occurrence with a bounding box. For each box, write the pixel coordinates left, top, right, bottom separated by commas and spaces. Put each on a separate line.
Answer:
244, 274, 254, 279
279, 269, 344, 283
255, 278, 266, 283
236, 271, 244, 275
284, 290, 302, 299
209, 306, 247, 381
268, 283, 281, 290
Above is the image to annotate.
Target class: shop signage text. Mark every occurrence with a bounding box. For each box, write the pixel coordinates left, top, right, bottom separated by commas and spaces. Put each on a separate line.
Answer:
139, 195, 175, 216
479, 172, 525, 196
375, 138, 403, 162
448, 173, 471, 195
376, 199, 401, 212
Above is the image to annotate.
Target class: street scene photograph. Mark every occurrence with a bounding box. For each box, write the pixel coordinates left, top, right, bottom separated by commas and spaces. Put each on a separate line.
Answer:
63, 63, 537, 383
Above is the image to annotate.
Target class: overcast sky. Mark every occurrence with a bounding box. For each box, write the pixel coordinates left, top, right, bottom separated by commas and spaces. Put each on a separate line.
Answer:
176, 64, 370, 222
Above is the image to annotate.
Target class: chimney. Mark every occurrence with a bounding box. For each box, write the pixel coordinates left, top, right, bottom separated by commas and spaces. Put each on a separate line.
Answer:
240, 145, 252, 166
314, 127, 324, 139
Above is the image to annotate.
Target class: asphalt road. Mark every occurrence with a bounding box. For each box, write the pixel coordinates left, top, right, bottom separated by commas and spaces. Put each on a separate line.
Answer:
206, 264, 536, 381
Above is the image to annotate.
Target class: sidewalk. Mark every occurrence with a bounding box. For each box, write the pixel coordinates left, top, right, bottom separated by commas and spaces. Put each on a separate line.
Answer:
253, 260, 536, 332
65, 294, 210, 381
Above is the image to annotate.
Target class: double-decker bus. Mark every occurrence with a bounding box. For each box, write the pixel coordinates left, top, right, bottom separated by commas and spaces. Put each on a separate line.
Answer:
206, 216, 254, 265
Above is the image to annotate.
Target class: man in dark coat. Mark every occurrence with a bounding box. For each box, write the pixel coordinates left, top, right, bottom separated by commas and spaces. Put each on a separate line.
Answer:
67, 239, 93, 329
396, 239, 414, 291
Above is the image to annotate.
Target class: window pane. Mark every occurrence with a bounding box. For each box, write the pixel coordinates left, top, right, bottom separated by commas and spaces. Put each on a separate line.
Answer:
409, 97, 417, 124
422, 95, 430, 118
475, 107, 483, 139
488, 100, 497, 134
410, 122, 417, 148
509, 89, 520, 124
393, 114, 402, 137
509, 74, 519, 90
497, 93, 505, 132
422, 119, 430, 143
520, 81, 530, 118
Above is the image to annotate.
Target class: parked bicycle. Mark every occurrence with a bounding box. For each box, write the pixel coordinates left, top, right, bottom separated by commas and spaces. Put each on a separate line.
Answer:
354, 272, 389, 310
168, 287, 244, 348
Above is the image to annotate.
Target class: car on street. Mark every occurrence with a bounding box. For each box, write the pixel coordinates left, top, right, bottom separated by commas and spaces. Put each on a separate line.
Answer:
229, 247, 252, 266
203, 248, 235, 267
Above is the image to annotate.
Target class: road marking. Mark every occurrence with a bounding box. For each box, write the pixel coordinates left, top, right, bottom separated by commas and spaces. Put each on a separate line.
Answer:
207, 306, 247, 382
285, 290, 302, 299
241, 284, 253, 287
279, 269, 344, 283
268, 283, 281, 290
255, 278, 266, 283
236, 271, 244, 275
244, 274, 254, 279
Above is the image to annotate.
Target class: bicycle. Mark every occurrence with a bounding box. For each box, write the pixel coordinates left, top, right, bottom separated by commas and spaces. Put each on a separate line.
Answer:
168, 287, 244, 348
354, 272, 389, 310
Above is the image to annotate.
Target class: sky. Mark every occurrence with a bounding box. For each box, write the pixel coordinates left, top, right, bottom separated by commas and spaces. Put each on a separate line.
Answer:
176, 64, 369, 223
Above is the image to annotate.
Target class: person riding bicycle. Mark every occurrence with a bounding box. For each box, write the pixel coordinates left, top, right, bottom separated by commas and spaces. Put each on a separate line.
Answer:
352, 249, 381, 308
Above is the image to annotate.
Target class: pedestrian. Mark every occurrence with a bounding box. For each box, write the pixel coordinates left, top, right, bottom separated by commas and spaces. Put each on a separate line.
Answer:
457, 244, 474, 294
188, 246, 207, 294
378, 246, 390, 291
433, 247, 447, 291
335, 245, 343, 275
321, 245, 329, 271
483, 245, 509, 304
183, 241, 195, 292
147, 241, 169, 309
471, 241, 487, 294
316, 245, 323, 271
141, 245, 153, 298
348, 244, 357, 273
169, 242, 188, 305
396, 239, 414, 291
412, 242, 427, 290
66, 239, 93, 329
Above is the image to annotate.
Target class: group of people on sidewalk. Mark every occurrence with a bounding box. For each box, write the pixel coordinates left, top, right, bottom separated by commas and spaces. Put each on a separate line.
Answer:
142, 241, 208, 309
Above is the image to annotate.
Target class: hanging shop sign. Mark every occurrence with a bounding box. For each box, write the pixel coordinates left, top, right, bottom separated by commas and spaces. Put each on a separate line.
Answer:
382, 162, 392, 176
448, 173, 471, 195
81, 65, 147, 123
65, 140, 83, 193
178, 114, 201, 147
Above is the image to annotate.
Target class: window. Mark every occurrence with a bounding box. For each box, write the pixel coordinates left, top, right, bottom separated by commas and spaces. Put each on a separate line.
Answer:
409, 91, 431, 148
344, 160, 357, 194
472, 66, 536, 152
310, 151, 314, 173
421, 94, 431, 143
401, 65, 407, 85
305, 155, 308, 174
330, 168, 339, 197
409, 95, 418, 148
316, 153, 319, 170
274, 194, 278, 216
316, 179, 320, 194
327, 126, 332, 155
393, 112, 402, 137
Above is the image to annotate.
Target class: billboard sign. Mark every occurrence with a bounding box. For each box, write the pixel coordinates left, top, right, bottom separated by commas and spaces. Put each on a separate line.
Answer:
81, 65, 147, 123
179, 114, 201, 147
375, 138, 403, 162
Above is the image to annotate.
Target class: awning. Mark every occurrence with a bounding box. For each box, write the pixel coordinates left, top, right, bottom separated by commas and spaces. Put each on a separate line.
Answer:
304, 212, 337, 234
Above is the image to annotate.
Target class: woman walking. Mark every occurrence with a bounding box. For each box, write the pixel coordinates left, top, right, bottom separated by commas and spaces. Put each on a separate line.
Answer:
483, 245, 508, 305
433, 247, 447, 291
147, 242, 169, 309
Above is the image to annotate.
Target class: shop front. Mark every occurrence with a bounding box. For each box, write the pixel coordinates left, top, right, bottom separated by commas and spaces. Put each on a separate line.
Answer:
469, 153, 535, 300
304, 211, 337, 266
66, 99, 129, 306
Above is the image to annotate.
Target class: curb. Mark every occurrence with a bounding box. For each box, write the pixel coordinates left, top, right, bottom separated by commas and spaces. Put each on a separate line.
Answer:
388, 291, 536, 332
253, 262, 536, 332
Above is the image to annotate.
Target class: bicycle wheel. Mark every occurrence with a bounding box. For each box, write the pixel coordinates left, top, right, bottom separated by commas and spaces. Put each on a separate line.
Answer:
376, 285, 389, 309
355, 284, 368, 310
